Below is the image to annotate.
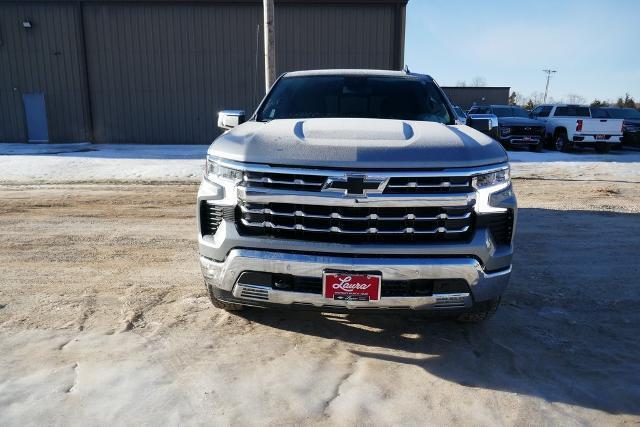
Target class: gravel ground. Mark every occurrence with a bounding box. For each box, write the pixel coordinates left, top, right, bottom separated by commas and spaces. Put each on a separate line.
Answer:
0, 179, 639, 425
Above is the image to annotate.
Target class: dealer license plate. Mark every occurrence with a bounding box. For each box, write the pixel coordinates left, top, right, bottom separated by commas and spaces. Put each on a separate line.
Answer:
323, 272, 381, 301
595, 134, 606, 140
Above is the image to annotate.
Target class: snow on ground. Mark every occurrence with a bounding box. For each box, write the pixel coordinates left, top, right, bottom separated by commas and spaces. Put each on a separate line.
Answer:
508, 149, 640, 182
0, 144, 207, 183
1, 143, 640, 183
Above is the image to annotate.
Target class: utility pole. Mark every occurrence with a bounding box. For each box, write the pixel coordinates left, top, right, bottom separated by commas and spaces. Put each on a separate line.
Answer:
263, 0, 276, 93
542, 69, 557, 103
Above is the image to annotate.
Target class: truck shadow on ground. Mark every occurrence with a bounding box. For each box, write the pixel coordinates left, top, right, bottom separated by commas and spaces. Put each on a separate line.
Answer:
240, 208, 640, 415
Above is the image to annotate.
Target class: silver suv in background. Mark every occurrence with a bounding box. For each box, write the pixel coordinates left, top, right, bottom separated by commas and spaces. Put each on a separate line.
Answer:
198, 70, 516, 322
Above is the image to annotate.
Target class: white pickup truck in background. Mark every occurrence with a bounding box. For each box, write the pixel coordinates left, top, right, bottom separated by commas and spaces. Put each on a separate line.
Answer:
530, 104, 624, 153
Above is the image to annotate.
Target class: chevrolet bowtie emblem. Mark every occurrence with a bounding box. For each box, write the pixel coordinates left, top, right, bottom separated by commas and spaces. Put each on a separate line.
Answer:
321, 175, 387, 196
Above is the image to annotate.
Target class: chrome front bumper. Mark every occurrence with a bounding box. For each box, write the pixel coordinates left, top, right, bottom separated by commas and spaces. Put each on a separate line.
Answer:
499, 135, 542, 145
200, 249, 511, 311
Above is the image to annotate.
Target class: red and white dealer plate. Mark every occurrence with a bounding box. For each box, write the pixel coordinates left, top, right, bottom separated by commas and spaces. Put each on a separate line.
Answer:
322, 272, 381, 302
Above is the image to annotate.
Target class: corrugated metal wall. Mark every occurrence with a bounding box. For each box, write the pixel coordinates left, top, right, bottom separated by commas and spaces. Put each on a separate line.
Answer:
1, 1, 405, 144
276, 4, 397, 72
0, 2, 91, 142
83, 3, 263, 144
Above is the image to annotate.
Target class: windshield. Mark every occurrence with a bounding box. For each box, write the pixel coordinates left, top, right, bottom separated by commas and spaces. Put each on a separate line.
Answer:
454, 107, 466, 118
606, 108, 640, 119
256, 75, 453, 124
492, 106, 529, 118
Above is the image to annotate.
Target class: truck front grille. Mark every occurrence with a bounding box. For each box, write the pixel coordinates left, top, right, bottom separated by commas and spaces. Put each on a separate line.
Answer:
510, 126, 544, 136
245, 171, 472, 194
237, 202, 474, 243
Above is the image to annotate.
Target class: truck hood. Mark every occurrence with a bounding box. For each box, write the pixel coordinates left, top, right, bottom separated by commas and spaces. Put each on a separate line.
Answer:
208, 118, 507, 169
496, 116, 544, 126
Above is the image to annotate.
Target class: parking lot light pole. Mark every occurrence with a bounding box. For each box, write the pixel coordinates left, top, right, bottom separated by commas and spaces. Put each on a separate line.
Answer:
263, 0, 276, 93
542, 69, 557, 103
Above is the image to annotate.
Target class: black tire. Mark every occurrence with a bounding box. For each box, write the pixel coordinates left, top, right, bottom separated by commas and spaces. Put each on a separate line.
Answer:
206, 283, 245, 311
456, 297, 501, 323
595, 142, 611, 154
530, 141, 543, 152
554, 131, 573, 152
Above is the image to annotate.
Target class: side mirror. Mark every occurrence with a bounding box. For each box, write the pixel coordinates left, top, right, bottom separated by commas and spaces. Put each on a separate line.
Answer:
218, 110, 246, 130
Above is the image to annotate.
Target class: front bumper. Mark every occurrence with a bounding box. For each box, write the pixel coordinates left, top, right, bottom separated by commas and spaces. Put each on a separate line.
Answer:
197, 162, 516, 312
498, 135, 542, 146
572, 134, 622, 144
201, 249, 511, 311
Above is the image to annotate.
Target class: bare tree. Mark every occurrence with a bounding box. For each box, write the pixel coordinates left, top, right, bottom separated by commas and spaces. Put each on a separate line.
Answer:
529, 91, 545, 105
455, 81, 467, 87
471, 77, 487, 87
565, 93, 586, 105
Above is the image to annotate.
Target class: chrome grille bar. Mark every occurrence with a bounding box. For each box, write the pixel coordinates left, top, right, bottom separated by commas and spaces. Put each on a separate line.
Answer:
238, 187, 476, 208
386, 181, 470, 189
245, 176, 324, 187
239, 204, 471, 221
240, 218, 470, 235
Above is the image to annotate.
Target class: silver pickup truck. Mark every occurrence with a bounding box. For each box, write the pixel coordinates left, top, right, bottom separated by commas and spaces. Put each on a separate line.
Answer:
197, 70, 516, 322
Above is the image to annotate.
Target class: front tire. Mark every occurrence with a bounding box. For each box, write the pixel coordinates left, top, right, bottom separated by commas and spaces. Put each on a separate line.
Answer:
456, 298, 501, 323
554, 131, 573, 152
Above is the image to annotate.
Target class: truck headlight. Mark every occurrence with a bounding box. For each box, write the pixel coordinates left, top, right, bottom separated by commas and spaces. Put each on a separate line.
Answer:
205, 156, 245, 183
473, 167, 513, 213
472, 167, 510, 189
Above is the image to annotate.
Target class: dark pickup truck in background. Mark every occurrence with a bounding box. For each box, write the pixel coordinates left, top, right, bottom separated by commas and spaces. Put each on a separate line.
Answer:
591, 107, 640, 147
467, 105, 546, 152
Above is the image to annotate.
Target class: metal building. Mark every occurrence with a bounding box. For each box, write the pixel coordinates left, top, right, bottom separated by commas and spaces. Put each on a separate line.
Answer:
0, 0, 407, 144
441, 87, 511, 110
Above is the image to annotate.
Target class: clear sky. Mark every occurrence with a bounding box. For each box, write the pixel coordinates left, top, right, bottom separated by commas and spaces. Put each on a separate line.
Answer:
404, 0, 640, 103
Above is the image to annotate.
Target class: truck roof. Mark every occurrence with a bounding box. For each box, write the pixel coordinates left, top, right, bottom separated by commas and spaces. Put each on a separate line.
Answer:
539, 104, 589, 108
470, 105, 525, 108
283, 69, 433, 81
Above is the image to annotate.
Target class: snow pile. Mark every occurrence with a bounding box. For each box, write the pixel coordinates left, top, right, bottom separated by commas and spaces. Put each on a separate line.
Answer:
508, 150, 640, 182
0, 144, 207, 183
1, 143, 639, 183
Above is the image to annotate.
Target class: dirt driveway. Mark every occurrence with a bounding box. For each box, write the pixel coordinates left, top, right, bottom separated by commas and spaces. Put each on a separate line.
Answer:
1, 179, 639, 425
